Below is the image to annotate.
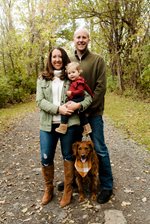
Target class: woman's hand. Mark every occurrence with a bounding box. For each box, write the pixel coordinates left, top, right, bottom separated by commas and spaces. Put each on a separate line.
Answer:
58, 104, 74, 115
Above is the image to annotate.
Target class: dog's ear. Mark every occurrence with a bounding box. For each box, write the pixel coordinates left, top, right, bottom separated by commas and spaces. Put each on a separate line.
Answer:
72, 142, 79, 156
87, 141, 94, 151
87, 141, 95, 161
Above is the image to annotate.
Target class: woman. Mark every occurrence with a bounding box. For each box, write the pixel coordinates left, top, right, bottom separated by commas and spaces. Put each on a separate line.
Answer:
36, 47, 92, 207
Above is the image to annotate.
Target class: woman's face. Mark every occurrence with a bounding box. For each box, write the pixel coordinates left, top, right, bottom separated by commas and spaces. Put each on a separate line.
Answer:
51, 49, 63, 70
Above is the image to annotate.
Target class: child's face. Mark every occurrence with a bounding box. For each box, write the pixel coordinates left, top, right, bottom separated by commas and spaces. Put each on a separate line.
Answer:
67, 68, 80, 81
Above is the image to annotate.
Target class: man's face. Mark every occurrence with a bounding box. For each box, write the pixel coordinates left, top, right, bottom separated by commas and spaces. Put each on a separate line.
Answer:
74, 30, 90, 53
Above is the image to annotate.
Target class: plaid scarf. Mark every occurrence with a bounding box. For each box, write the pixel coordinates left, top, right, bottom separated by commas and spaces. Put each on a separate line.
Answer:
75, 159, 92, 177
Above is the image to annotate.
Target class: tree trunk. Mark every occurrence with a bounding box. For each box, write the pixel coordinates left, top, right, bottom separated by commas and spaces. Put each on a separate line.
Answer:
116, 52, 124, 92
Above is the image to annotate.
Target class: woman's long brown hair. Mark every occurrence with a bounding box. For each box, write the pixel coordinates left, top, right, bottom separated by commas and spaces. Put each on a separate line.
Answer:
41, 47, 71, 80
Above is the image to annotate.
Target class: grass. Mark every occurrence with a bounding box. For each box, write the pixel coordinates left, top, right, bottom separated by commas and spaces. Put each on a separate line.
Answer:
105, 92, 150, 151
0, 94, 149, 151
0, 101, 37, 132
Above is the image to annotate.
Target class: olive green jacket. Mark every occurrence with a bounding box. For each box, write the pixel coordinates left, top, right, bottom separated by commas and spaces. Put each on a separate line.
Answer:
36, 77, 92, 132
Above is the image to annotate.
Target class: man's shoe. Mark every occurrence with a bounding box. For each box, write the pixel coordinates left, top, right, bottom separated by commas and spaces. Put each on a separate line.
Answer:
97, 189, 112, 204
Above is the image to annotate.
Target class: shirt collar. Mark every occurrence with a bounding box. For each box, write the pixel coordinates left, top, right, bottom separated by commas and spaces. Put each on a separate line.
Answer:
75, 48, 90, 60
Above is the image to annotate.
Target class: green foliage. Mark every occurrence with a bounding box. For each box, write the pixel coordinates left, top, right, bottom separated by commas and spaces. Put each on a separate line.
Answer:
9, 73, 37, 103
24, 75, 37, 94
12, 87, 29, 103
140, 66, 150, 90
107, 75, 118, 92
0, 77, 12, 107
0, 73, 37, 108
140, 44, 150, 92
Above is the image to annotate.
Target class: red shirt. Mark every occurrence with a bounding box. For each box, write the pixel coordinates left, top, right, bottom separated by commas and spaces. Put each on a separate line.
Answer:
68, 76, 93, 100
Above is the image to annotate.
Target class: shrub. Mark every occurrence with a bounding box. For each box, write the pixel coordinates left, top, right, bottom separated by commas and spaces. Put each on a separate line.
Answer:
107, 75, 117, 92
140, 65, 150, 91
0, 77, 13, 108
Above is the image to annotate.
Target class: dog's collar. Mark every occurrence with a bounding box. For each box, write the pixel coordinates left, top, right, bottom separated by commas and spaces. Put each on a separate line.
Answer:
75, 159, 92, 177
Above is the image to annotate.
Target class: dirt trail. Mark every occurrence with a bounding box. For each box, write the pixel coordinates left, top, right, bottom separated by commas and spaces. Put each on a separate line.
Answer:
0, 109, 149, 224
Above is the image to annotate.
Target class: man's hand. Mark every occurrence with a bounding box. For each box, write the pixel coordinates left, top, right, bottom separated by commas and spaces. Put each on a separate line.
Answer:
58, 104, 73, 115
66, 101, 81, 111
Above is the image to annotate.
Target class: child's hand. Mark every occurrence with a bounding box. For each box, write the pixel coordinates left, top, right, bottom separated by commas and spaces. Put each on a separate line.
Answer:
66, 91, 72, 97
65, 101, 72, 106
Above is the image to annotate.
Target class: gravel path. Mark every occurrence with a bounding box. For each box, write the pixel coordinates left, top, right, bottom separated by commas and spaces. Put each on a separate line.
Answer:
0, 109, 149, 224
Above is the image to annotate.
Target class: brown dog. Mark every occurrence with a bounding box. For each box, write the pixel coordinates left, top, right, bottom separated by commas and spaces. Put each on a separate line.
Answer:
72, 140, 99, 202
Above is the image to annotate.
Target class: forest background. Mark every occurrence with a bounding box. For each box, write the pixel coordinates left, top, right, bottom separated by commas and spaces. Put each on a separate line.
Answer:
0, 0, 149, 107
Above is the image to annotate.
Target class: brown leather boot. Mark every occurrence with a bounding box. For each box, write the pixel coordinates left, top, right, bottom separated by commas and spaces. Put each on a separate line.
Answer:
41, 164, 54, 205
83, 123, 92, 135
60, 160, 74, 207
55, 124, 68, 134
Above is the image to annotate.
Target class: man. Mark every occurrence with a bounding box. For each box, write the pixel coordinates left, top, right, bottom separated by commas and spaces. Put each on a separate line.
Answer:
58, 27, 113, 204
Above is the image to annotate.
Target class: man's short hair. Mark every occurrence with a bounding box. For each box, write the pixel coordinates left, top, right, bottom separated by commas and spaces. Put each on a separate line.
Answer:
74, 27, 90, 38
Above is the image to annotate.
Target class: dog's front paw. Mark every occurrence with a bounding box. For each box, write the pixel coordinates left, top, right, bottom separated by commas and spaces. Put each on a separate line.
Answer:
91, 193, 97, 201
79, 194, 85, 202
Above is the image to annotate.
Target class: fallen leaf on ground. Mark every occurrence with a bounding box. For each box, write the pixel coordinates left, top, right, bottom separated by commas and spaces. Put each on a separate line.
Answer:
121, 201, 131, 207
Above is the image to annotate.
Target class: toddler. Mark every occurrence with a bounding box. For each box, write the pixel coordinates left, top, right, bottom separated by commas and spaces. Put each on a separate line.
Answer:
56, 62, 93, 135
